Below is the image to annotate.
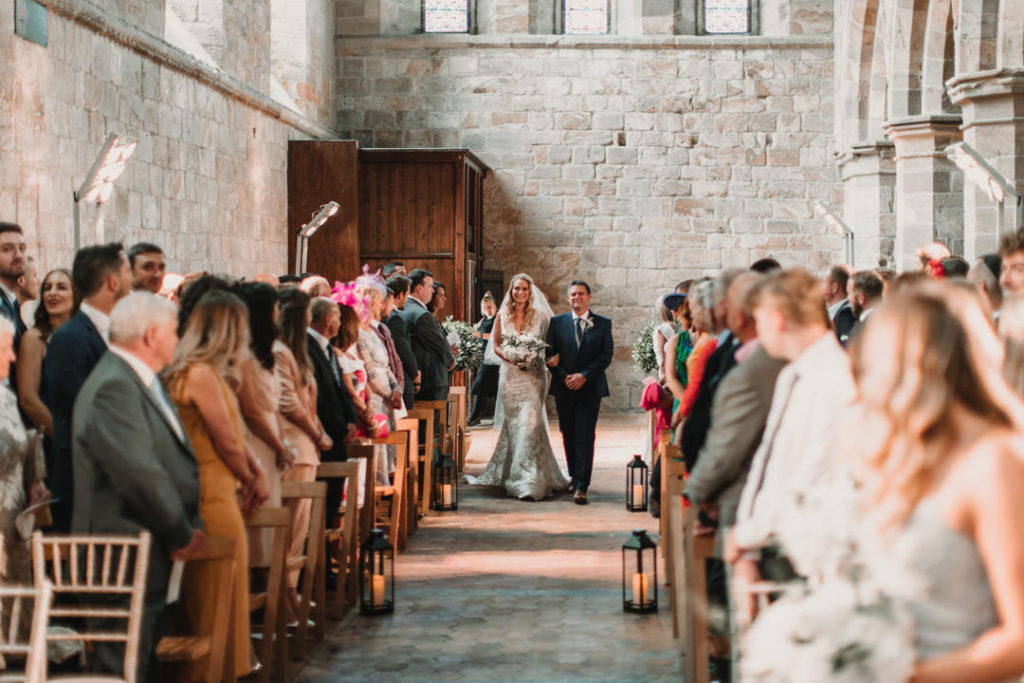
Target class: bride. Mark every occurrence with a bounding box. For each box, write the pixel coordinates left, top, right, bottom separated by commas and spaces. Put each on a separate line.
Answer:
465, 274, 569, 499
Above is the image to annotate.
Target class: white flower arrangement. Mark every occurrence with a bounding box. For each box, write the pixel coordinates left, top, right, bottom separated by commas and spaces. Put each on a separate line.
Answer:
631, 322, 658, 376
441, 317, 484, 371
501, 331, 548, 369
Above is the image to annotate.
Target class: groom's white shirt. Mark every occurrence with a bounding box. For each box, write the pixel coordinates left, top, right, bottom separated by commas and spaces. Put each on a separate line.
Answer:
571, 310, 590, 323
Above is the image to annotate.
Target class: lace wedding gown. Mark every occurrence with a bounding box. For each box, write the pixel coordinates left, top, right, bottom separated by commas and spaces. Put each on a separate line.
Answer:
466, 311, 568, 500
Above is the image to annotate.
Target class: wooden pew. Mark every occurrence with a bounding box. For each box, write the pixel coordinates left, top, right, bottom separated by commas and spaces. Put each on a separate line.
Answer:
408, 403, 444, 516
395, 417, 420, 544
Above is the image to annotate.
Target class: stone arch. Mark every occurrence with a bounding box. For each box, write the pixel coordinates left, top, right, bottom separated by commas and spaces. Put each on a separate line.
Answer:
919, 0, 956, 114
955, 0, 1000, 72
886, 0, 929, 118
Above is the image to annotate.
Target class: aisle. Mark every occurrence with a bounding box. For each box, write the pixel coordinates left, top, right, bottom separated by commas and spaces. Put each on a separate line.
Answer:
296, 414, 680, 682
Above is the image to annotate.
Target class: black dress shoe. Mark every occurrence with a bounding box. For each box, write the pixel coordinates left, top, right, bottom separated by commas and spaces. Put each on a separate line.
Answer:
573, 490, 588, 505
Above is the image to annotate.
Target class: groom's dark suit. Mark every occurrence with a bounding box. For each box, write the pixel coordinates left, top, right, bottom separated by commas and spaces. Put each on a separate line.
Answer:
546, 311, 613, 493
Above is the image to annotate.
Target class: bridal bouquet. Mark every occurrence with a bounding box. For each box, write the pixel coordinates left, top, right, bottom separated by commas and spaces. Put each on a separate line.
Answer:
501, 332, 548, 369
441, 317, 484, 371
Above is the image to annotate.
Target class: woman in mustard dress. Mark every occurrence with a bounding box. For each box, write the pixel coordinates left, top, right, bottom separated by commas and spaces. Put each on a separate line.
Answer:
167, 289, 270, 680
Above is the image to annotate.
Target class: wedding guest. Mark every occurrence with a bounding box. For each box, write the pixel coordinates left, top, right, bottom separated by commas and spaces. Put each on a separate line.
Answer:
307, 296, 358, 525
0, 223, 28, 341
274, 287, 331, 619
917, 241, 952, 271
0, 316, 47, 595
254, 273, 279, 288
429, 281, 448, 319
847, 269, 884, 338
939, 255, 970, 279
72, 292, 202, 680
373, 286, 405, 406
386, 274, 419, 409
968, 254, 1003, 321
234, 282, 290, 567
822, 264, 856, 344
749, 257, 781, 274
999, 228, 1024, 299
278, 274, 301, 286
652, 294, 678, 383
468, 292, 498, 426
17, 269, 78, 438
167, 289, 269, 680
851, 281, 1024, 681
671, 279, 718, 429
400, 269, 454, 401
16, 256, 39, 329
300, 275, 331, 298
383, 261, 406, 277
128, 242, 166, 294
45, 242, 133, 531
176, 273, 231, 336
725, 269, 856, 583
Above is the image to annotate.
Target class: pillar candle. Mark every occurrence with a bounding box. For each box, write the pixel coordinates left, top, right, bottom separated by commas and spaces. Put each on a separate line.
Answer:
632, 572, 650, 607
372, 573, 386, 607
442, 484, 453, 507
632, 484, 644, 508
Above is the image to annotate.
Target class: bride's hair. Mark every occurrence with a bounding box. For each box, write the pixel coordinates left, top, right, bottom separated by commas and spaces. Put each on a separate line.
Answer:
505, 273, 536, 330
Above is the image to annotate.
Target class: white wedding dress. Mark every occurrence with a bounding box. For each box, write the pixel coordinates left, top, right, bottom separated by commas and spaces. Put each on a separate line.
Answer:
465, 309, 569, 500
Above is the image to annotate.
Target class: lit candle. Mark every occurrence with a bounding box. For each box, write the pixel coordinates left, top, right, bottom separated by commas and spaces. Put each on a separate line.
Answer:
632, 484, 644, 509
442, 484, 453, 507
371, 574, 386, 608
632, 572, 650, 607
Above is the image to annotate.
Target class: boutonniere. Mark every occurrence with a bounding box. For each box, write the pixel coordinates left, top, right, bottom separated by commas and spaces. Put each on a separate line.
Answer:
579, 317, 594, 334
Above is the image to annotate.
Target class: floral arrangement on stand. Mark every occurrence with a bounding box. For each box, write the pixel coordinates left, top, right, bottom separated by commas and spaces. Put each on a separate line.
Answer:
741, 471, 916, 683
441, 317, 484, 372
631, 322, 658, 376
500, 332, 548, 370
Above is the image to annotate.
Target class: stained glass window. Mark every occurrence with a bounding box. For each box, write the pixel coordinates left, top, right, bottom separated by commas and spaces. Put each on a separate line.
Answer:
704, 0, 750, 34
424, 0, 469, 32
564, 0, 608, 35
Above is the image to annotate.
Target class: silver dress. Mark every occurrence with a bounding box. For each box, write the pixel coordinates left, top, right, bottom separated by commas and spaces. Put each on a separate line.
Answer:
466, 311, 568, 500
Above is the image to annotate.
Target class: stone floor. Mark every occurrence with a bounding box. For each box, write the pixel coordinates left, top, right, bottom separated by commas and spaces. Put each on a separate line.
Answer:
295, 413, 681, 682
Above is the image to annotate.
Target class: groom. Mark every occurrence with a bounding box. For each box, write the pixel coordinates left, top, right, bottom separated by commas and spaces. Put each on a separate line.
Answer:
546, 280, 614, 504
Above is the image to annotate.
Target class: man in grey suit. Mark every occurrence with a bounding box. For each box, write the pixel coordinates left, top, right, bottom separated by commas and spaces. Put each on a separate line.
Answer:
72, 292, 204, 681
385, 274, 420, 408
399, 269, 454, 401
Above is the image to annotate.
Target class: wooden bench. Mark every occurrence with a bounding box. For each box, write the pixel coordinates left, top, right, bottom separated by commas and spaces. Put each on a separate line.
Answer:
316, 461, 361, 620
245, 507, 289, 683
279, 480, 326, 658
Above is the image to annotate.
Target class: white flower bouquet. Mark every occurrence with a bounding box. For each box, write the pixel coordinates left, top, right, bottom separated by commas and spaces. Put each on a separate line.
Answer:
441, 317, 484, 371
501, 332, 548, 370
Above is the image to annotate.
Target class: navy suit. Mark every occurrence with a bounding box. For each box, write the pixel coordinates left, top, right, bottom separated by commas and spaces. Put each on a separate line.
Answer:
43, 310, 107, 531
546, 312, 613, 492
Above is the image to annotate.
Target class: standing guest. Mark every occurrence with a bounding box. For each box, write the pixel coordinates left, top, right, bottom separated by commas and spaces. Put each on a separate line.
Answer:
468, 293, 499, 426
17, 269, 78, 437
400, 270, 454, 401
72, 292, 203, 681
725, 269, 856, 585
307, 297, 358, 525
234, 282, 291, 567
0, 223, 28, 341
749, 257, 782, 274
429, 281, 448, 319
822, 264, 856, 344
167, 290, 269, 680
374, 288, 405, 403
917, 242, 952, 272
939, 255, 970, 279
968, 254, 1003, 321
128, 242, 166, 294
999, 228, 1024, 299
16, 256, 39, 329
0, 316, 47, 594
253, 273, 279, 287
176, 273, 231, 336
653, 294, 679, 383
670, 279, 717, 430
300, 275, 331, 298
850, 282, 1024, 681
847, 269, 885, 337
278, 274, 301, 286
382, 261, 406, 277
385, 275, 419, 409
45, 242, 132, 531
274, 287, 332, 619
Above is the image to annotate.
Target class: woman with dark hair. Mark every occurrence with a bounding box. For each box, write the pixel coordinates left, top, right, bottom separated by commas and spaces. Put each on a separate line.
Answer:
176, 273, 231, 336
274, 286, 332, 619
234, 281, 291, 567
429, 281, 447, 319
17, 269, 78, 437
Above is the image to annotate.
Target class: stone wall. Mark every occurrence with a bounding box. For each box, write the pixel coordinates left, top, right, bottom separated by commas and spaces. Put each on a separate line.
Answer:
0, 0, 335, 278
336, 34, 839, 410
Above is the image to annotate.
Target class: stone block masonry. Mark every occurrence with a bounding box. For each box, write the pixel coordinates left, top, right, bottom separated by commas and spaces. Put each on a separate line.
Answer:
336, 35, 839, 410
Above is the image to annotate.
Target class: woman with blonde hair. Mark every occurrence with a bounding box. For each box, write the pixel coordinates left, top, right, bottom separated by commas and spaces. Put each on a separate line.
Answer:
167, 289, 270, 679
850, 281, 1024, 681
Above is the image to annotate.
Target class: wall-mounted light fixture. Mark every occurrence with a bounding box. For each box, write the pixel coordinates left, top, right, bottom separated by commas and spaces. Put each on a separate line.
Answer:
945, 142, 1023, 241
294, 201, 340, 275
814, 201, 855, 267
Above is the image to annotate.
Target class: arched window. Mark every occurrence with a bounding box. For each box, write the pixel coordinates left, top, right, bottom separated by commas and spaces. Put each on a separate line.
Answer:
702, 0, 751, 34
423, 0, 470, 32
563, 0, 609, 34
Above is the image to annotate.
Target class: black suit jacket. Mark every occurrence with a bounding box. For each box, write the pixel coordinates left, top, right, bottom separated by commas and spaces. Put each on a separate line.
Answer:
386, 310, 418, 400
398, 298, 453, 394
307, 333, 357, 462
545, 312, 613, 401
43, 310, 108, 505
681, 334, 738, 470
832, 299, 857, 345
72, 352, 201, 593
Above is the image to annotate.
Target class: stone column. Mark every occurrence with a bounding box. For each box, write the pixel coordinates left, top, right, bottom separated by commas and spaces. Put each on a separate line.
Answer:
948, 69, 1024, 260
883, 115, 963, 270
837, 141, 897, 269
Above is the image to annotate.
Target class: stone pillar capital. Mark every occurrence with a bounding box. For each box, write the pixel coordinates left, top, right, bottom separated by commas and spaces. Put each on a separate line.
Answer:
947, 68, 1024, 107
883, 115, 963, 161
837, 140, 896, 181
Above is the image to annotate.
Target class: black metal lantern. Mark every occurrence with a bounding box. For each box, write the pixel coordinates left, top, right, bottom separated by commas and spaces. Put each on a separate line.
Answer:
626, 454, 649, 512
432, 453, 459, 511
622, 529, 658, 614
359, 529, 394, 615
